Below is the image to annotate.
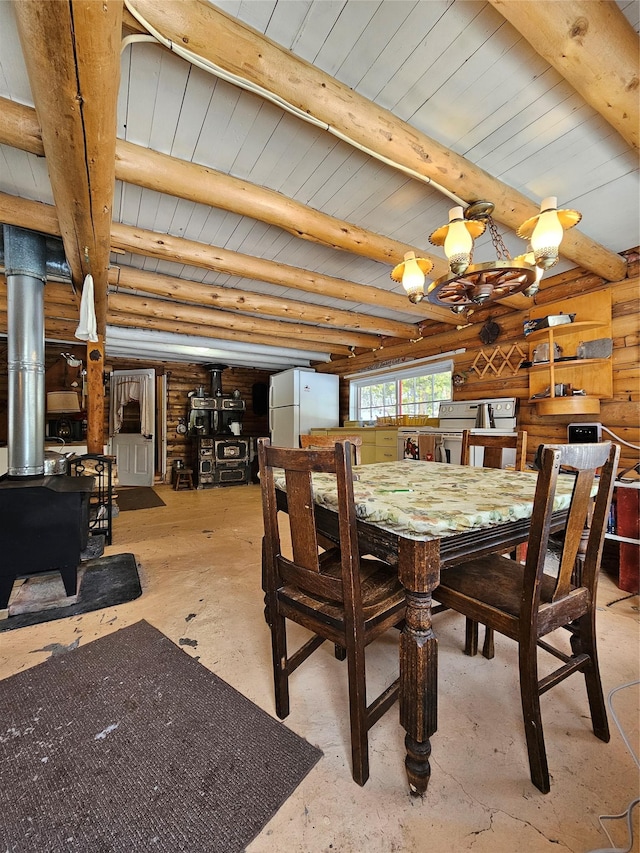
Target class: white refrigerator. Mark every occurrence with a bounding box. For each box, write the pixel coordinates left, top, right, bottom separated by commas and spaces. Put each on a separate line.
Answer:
269, 368, 339, 447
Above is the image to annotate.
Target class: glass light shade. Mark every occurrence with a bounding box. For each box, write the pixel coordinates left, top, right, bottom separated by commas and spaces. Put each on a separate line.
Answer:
444, 207, 473, 274
401, 252, 426, 303
47, 390, 81, 413
531, 197, 564, 269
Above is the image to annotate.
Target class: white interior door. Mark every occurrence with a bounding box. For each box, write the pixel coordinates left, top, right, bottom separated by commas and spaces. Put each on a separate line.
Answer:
110, 369, 155, 487
112, 433, 154, 486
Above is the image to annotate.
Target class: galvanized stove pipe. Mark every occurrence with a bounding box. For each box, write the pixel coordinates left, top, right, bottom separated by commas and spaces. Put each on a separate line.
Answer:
3, 225, 48, 477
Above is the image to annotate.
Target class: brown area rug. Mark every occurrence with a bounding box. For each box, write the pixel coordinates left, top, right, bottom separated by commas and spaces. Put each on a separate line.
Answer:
0, 620, 322, 852
116, 487, 166, 511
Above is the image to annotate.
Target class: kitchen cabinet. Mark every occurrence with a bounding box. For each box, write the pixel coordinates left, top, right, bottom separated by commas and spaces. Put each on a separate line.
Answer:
525, 291, 612, 416
374, 429, 399, 463
309, 427, 381, 465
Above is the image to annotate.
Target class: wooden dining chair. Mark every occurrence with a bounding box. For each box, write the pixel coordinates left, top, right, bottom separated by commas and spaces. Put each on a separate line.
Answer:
300, 433, 363, 465
458, 429, 528, 658
434, 441, 619, 793
460, 428, 528, 470
257, 437, 405, 786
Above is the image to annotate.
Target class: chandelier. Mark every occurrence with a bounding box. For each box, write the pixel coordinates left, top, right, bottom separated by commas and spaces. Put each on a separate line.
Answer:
391, 197, 581, 311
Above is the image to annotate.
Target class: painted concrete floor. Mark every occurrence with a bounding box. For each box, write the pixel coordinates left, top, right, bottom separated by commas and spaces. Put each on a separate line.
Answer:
1, 483, 638, 853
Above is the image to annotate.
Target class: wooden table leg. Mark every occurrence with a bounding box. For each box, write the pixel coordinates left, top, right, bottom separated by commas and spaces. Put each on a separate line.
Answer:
397, 538, 440, 795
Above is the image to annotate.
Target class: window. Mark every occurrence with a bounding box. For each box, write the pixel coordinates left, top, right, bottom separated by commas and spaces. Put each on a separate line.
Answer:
349, 358, 453, 423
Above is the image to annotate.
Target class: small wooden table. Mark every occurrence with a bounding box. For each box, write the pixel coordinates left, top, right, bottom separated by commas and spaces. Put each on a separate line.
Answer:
275, 460, 574, 794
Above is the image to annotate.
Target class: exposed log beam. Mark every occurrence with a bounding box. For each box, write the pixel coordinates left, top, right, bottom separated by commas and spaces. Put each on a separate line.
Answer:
108, 292, 382, 351
0, 286, 352, 356
0, 192, 61, 237
0, 98, 455, 325
13, 0, 122, 332
115, 139, 450, 280
0, 98, 44, 154
128, 0, 626, 282
0, 96, 531, 322
108, 266, 415, 339
488, 0, 639, 150
0, 192, 443, 327
110, 222, 432, 320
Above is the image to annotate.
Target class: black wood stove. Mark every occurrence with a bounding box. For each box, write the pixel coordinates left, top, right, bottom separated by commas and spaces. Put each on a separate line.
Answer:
0, 475, 94, 609
0, 225, 94, 610
189, 365, 250, 488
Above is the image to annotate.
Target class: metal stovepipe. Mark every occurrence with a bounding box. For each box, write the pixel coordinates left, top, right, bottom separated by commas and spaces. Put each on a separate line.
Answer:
3, 225, 48, 477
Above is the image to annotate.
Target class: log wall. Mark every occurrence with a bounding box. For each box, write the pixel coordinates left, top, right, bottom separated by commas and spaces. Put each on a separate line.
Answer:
101, 359, 274, 473
0, 344, 274, 471
324, 251, 640, 476
0, 252, 637, 477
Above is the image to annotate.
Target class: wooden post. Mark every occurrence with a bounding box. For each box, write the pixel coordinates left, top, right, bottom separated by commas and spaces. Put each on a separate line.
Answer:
85, 337, 105, 454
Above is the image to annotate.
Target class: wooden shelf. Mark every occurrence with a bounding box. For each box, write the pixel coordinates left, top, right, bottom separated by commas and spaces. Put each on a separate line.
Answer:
525, 292, 612, 413
524, 320, 602, 342
530, 395, 601, 415
526, 357, 610, 373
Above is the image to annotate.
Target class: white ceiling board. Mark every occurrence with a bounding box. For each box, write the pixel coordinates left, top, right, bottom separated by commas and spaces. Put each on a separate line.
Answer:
1, 0, 637, 372
0, 147, 53, 205
617, 1, 640, 28
0, 4, 31, 104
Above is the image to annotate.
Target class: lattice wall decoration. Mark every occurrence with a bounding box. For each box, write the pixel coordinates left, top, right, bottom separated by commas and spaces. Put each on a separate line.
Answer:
471, 344, 527, 378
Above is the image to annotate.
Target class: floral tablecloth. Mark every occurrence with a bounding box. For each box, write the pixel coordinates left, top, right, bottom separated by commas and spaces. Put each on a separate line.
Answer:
275, 460, 577, 541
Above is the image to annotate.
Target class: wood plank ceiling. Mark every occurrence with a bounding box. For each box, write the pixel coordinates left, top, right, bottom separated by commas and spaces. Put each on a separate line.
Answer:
0, 0, 638, 370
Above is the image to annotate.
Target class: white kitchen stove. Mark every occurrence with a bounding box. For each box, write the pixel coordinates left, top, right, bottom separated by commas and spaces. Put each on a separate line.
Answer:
398, 397, 518, 466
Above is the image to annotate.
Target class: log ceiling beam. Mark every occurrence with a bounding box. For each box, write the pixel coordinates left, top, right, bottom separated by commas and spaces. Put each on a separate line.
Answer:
107, 292, 383, 351
128, 0, 626, 282
0, 191, 420, 339
109, 221, 427, 322
0, 194, 394, 354
488, 0, 639, 150
0, 282, 356, 356
104, 311, 353, 357
0, 296, 354, 358
12, 0, 122, 333
114, 139, 451, 280
108, 266, 415, 340
0, 98, 454, 325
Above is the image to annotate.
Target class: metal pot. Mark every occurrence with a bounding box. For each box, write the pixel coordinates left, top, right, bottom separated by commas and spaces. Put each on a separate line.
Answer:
43, 450, 72, 475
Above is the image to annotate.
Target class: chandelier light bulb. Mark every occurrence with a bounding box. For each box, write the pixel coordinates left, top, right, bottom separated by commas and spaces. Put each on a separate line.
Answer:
524, 264, 545, 297
401, 251, 426, 303
531, 197, 564, 269
444, 207, 473, 275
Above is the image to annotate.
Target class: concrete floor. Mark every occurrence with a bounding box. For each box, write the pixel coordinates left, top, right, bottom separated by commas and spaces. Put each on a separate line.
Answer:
1, 483, 638, 853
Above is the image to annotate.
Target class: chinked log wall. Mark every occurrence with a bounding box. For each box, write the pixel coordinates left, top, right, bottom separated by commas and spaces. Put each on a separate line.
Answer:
0, 345, 272, 470
322, 252, 640, 476
100, 359, 273, 471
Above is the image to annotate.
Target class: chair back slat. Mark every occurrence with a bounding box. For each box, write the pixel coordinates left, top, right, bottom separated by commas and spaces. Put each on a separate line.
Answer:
258, 437, 360, 608
523, 442, 619, 610
300, 434, 363, 465
461, 430, 528, 470
285, 468, 322, 572
554, 468, 597, 598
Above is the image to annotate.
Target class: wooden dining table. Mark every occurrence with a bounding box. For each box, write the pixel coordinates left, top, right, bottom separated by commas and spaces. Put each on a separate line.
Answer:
274, 459, 577, 794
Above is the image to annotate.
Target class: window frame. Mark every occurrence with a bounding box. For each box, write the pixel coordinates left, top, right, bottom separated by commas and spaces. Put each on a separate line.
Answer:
347, 356, 456, 423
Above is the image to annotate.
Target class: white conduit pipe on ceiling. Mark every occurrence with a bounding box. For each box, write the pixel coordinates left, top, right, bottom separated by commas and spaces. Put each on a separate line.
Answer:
104, 344, 310, 369
122, 1, 467, 208
105, 326, 331, 363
